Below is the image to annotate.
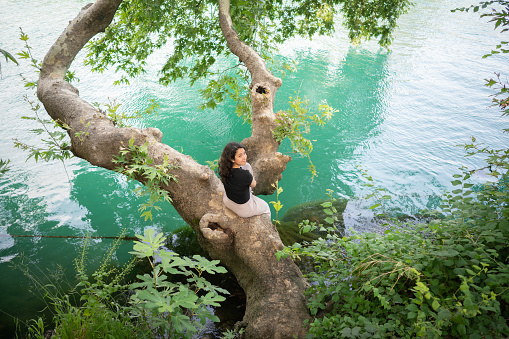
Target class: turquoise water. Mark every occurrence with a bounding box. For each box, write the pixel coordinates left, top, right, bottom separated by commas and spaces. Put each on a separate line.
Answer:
1, 0, 508, 335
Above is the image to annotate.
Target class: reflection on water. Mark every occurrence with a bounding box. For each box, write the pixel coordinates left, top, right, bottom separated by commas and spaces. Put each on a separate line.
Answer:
276, 47, 393, 211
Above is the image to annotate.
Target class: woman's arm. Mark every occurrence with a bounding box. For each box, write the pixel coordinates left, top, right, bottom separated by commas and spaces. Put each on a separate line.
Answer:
245, 163, 256, 188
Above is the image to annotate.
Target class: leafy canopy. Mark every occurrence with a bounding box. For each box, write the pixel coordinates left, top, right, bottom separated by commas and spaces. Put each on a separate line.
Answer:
85, 0, 413, 87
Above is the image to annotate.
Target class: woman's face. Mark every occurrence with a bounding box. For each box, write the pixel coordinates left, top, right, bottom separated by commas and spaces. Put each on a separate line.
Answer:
232, 147, 247, 168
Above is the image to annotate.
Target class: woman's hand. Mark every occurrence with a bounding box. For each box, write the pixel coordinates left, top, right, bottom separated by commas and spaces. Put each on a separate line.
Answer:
250, 178, 256, 188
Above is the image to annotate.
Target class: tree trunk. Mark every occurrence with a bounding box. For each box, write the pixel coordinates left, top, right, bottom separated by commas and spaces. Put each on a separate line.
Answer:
36, 0, 310, 338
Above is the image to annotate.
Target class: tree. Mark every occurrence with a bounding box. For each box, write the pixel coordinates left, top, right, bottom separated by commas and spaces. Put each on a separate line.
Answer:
35, 0, 411, 337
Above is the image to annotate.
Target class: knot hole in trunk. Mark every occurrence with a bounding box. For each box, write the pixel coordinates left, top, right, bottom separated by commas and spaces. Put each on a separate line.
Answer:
256, 85, 267, 94
208, 222, 234, 238
199, 214, 234, 246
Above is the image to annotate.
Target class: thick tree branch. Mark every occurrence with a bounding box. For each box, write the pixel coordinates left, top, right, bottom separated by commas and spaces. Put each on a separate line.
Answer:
218, 0, 291, 195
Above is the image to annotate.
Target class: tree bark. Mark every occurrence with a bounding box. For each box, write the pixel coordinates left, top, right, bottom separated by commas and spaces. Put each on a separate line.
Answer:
37, 0, 309, 338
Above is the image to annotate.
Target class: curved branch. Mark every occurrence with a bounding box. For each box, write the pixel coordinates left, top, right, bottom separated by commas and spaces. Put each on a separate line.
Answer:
218, 0, 282, 98
40, 1, 120, 81
36, 0, 225, 239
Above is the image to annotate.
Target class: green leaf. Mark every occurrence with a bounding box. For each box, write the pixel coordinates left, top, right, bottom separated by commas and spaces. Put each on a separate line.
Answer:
173, 288, 199, 309
432, 249, 459, 257
302, 225, 312, 233
171, 313, 196, 334
200, 292, 226, 307
437, 309, 451, 321
0, 49, 19, 65
406, 303, 418, 312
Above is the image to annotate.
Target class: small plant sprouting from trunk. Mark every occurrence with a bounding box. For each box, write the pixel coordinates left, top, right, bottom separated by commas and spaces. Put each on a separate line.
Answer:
269, 181, 283, 226
113, 138, 178, 221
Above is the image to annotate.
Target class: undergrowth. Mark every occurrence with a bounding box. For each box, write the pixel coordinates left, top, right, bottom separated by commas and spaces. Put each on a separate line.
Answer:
17, 229, 228, 339
278, 149, 509, 338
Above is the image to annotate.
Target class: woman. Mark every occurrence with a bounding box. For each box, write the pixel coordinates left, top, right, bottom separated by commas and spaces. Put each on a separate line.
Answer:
218, 142, 271, 218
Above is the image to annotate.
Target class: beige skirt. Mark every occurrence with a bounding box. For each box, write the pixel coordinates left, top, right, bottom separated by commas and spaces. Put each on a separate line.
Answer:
221, 162, 271, 218
223, 192, 271, 218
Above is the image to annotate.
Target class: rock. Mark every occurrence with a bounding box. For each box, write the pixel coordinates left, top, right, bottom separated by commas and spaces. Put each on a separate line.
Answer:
276, 198, 348, 246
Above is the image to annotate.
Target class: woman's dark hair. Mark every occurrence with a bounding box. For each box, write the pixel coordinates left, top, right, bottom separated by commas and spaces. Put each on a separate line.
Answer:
218, 142, 245, 183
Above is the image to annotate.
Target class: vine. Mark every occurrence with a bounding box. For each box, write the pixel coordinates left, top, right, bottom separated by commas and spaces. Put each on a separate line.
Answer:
13, 29, 74, 175
14, 29, 163, 191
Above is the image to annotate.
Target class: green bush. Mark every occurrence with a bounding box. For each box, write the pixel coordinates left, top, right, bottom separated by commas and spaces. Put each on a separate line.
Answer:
128, 229, 228, 338
280, 165, 509, 338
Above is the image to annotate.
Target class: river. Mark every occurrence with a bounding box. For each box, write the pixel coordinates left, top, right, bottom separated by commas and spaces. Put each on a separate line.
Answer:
0, 0, 508, 336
